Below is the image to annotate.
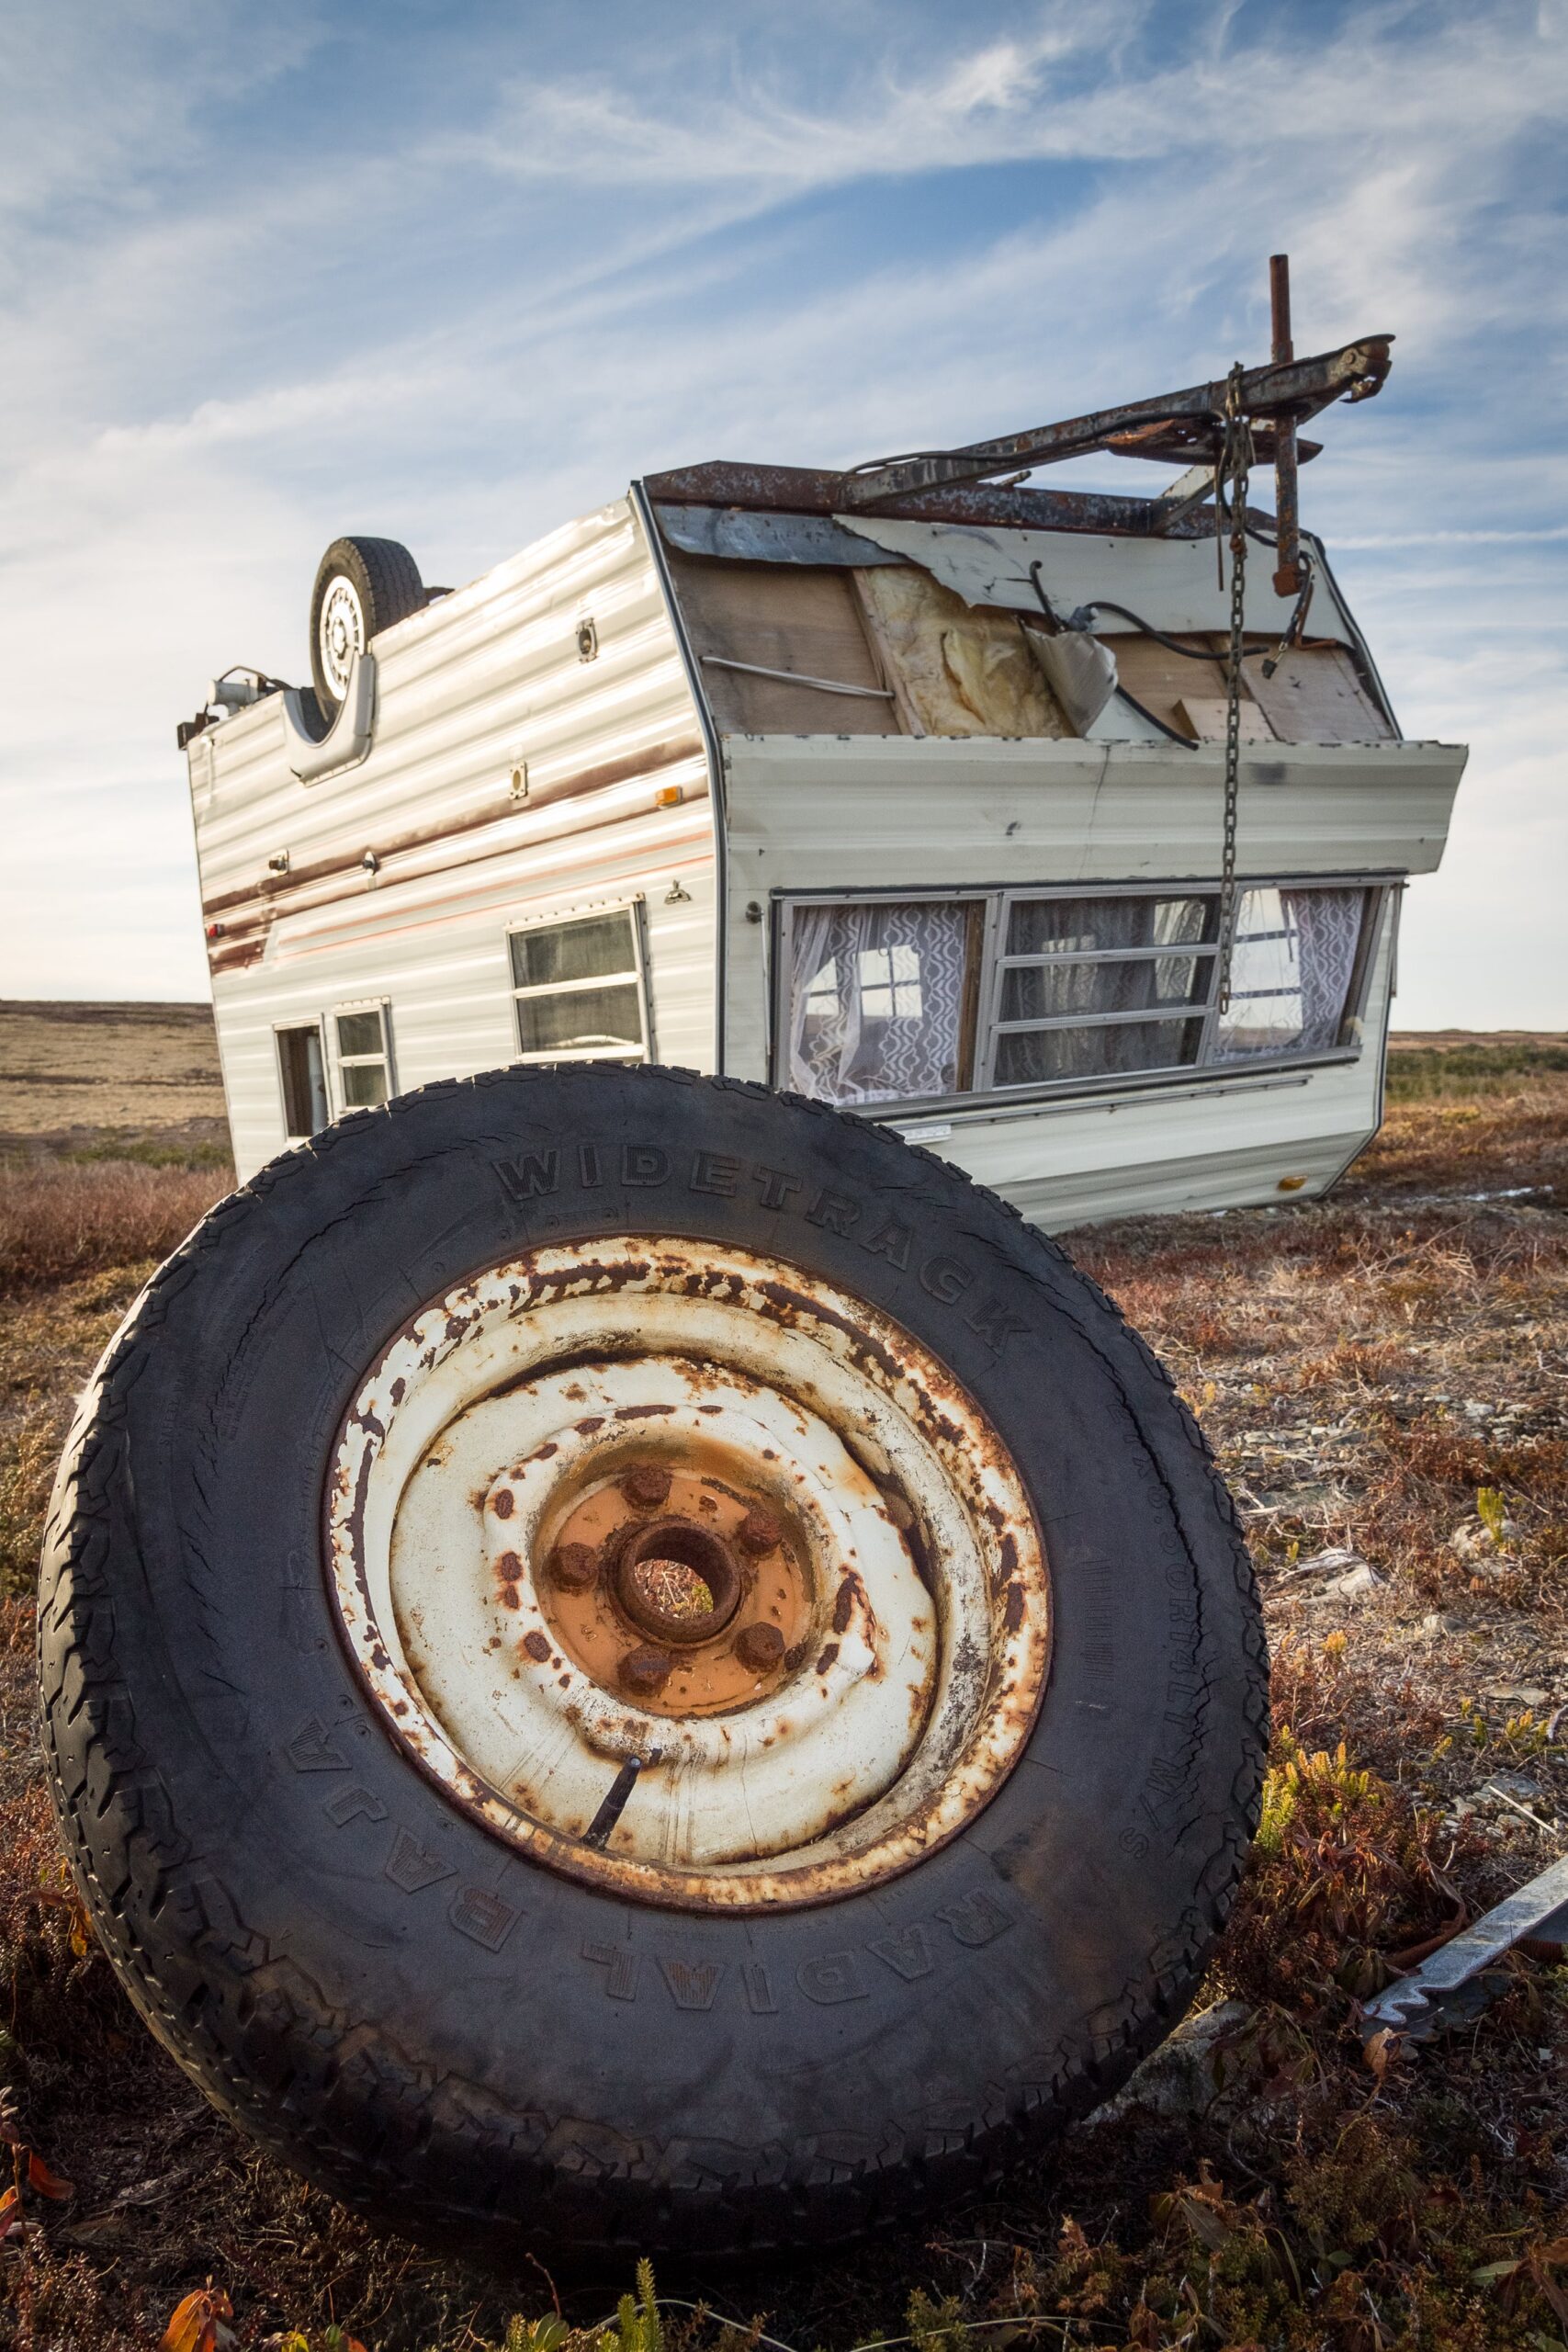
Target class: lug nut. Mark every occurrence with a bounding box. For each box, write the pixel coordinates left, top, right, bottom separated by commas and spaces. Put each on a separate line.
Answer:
620, 1464, 671, 1510
737, 1508, 783, 1557
619, 1645, 673, 1699
734, 1621, 784, 1674
549, 1542, 598, 1593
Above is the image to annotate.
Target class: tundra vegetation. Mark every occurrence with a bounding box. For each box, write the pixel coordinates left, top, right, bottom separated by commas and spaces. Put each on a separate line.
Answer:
1, 1010, 1566, 2350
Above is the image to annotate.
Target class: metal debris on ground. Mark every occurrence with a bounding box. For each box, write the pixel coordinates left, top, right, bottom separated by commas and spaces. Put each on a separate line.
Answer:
1362, 1850, 1568, 2043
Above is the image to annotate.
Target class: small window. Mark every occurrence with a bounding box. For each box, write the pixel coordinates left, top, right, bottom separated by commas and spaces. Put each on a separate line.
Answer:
333, 1001, 393, 1106
785, 900, 974, 1104
1213, 887, 1369, 1059
510, 906, 649, 1064
276, 1023, 329, 1139
987, 892, 1220, 1087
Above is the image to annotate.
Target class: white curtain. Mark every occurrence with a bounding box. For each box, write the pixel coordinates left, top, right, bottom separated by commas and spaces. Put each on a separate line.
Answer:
1283, 888, 1364, 1049
1215, 887, 1365, 1057
787, 902, 968, 1104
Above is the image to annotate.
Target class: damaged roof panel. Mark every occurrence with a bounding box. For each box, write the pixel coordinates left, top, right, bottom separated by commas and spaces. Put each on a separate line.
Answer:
837, 514, 1355, 640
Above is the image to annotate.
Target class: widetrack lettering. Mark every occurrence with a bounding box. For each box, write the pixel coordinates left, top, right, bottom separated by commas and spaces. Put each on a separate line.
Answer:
488, 1140, 1029, 1354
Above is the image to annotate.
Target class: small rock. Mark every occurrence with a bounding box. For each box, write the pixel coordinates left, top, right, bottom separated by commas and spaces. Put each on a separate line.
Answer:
1094, 1999, 1254, 2120
1469, 1770, 1543, 1807
1298, 1544, 1366, 1577
1299, 1547, 1382, 1603
1463, 1400, 1495, 1420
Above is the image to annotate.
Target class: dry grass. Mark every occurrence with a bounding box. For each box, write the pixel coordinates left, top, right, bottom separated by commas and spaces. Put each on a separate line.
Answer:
1, 1050, 1566, 2347
0, 998, 225, 1140
0, 1157, 231, 1294
0, 1154, 233, 1600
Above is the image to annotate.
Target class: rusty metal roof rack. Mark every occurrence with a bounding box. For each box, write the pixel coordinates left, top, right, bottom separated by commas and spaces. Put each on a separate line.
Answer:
649, 256, 1392, 563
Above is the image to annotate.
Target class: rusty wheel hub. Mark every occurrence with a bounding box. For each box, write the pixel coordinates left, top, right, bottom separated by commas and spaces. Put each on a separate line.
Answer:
536, 1464, 810, 1714
328, 1238, 1050, 1912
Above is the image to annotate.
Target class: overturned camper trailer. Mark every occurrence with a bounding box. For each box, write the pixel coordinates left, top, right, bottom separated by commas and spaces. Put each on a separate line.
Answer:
182, 297, 1463, 1224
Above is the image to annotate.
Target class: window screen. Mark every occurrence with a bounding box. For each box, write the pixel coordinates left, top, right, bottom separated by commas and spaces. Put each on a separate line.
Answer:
510, 907, 649, 1064
333, 1004, 392, 1107
276, 1024, 329, 1138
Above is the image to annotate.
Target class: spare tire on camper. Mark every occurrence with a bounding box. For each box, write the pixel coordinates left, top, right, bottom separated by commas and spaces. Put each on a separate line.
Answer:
39, 1065, 1265, 2258
308, 535, 428, 718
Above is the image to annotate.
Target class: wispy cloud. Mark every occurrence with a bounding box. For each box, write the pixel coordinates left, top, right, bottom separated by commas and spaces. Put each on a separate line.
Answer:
462, 2, 1568, 204
0, 0, 1563, 1015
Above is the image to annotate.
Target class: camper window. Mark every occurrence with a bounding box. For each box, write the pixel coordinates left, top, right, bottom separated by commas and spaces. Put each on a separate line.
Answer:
510, 906, 649, 1064
990, 894, 1217, 1086
276, 1023, 329, 1139
785, 899, 976, 1105
1213, 888, 1368, 1058
333, 1002, 394, 1107
781, 882, 1375, 1109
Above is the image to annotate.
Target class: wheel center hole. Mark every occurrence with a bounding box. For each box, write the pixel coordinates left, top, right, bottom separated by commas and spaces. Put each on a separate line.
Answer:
615, 1517, 740, 1645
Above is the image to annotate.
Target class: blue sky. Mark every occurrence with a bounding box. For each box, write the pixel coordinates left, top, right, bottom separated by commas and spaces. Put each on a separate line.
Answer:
3, 0, 1564, 1025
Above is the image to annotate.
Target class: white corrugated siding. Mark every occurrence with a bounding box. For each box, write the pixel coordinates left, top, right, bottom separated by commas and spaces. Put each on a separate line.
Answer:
191, 499, 714, 1180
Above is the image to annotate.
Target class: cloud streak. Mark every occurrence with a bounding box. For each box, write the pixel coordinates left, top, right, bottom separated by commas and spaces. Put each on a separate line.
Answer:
0, 0, 1562, 1021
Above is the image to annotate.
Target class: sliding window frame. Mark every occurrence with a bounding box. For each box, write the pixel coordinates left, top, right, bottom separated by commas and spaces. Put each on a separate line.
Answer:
975, 881, 1224, 1096
331, 997, 396, 1111
771, 875, 1396, 1120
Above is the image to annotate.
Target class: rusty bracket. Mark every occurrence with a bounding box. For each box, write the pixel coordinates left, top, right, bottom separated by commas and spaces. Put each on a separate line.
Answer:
837, 333, 1392, 510
1361, 1849, 1568, 2043
1104, 416, 1322, 469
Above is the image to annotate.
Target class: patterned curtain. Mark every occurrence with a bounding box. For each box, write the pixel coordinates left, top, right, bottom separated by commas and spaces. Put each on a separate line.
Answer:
1215, 887, 1366, 1057
787, 902, 969, 1104
1283, 888, 1365, 1050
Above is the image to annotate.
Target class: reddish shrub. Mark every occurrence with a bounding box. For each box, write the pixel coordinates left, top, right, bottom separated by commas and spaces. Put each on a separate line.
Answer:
0, 1159, 230, 1294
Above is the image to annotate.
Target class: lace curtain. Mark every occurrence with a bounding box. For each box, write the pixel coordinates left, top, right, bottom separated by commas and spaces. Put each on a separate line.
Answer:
1215, 887, 1365, 1057
1287, 888, 1365, 1048
787, 901, 969, 1105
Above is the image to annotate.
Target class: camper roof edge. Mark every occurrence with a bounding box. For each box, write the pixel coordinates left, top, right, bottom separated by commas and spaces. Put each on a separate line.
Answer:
642, 460, 1258, 541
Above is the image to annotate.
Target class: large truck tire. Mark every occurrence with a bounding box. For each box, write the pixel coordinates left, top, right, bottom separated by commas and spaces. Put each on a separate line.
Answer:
38, 1065, 1266, 2260
308, 535, 425, 718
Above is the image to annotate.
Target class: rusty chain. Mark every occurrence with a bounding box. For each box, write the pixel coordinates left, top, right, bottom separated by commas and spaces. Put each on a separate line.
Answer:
1215, 362, 1253, 1015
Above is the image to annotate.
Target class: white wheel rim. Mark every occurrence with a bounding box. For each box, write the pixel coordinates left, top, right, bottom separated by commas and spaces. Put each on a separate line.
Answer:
327, 1239, 1051, 1912
318, 574, 365, 698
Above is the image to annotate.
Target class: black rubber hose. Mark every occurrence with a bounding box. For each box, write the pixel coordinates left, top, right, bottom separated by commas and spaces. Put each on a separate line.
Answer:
1069, 600, 1224, 660
1022, 565, 1197, 747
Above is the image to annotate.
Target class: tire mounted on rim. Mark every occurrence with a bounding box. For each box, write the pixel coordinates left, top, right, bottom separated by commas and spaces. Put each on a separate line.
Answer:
39, 1067, 1266, 2257
308, 535, 426, 718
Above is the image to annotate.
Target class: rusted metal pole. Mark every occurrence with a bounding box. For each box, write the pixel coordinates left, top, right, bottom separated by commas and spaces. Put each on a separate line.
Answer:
1269, 254, 1305, 596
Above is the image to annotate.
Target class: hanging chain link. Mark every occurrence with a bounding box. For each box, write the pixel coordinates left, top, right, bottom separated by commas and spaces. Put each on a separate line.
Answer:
1215, 362, 1253, 1015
